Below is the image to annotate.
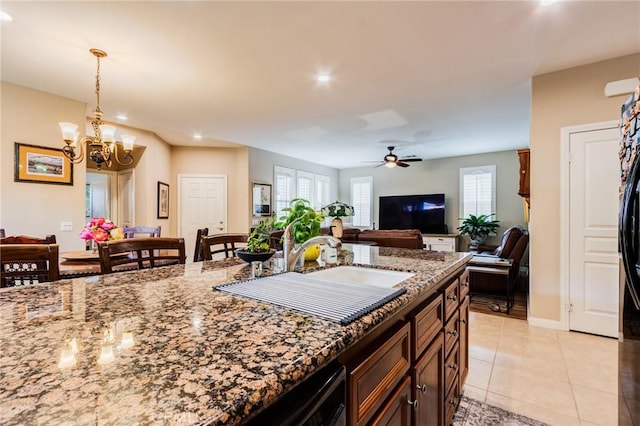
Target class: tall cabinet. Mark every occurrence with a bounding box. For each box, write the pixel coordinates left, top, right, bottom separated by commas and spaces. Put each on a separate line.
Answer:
517, 148, 530, 206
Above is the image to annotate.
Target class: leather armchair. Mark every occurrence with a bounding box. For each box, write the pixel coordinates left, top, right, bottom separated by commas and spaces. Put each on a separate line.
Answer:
469, 226, 529, 299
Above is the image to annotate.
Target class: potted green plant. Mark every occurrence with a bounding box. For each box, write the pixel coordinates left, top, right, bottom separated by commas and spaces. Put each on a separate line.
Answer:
236, 217, 277, 263
457, 213, 500, 249
275, 198, 324, 261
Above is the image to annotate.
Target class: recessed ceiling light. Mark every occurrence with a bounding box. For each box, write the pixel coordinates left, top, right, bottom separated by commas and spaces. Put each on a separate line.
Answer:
316, 74, 331, 83
1, 11, 13, 22
193, 133, 202, 140
539, 0, 559, 6
116, 114, 128, 121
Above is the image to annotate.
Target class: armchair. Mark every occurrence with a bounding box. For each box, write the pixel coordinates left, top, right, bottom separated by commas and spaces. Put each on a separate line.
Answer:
468, 226, 529, 313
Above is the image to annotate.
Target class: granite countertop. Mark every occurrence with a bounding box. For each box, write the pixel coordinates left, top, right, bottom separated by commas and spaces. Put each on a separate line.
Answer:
0, 244, 471, 425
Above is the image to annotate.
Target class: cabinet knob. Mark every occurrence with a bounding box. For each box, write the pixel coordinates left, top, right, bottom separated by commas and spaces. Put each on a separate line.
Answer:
407, 399, 419, 410
461, 281, 469, 287
449, 363, 458, 371
449, 398, 458, 406
448, 329, 458, 336
447, 294, 457, 301
460, 318, 467, 324
416, 384, 427, 394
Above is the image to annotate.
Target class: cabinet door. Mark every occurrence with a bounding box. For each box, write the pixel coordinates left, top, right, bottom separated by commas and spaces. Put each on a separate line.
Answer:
349, 323, 411, 426
517, 148, 530, 198
459, 295, 469, 389
370, 376, 412, 426
412, 332, 444, 426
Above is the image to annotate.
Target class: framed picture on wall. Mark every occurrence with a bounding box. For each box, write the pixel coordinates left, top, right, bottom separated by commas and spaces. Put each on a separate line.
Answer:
253, 183, 271, 216
14, 142, 73, 185
157, 181, 169, 219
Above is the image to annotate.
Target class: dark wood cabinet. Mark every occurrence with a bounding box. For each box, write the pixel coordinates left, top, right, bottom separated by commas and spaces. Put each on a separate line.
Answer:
342, 267, 468, 426
370, 376, 412, 426
459, 296, 469, 389
412, 333, 444, 426
517, 148, 530, 204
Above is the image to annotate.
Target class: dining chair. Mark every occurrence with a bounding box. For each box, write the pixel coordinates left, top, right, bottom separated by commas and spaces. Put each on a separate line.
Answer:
98, 237, 186, 274
0, 229, 5, 238
0, 234, 57, 244
0, 244, 60, 287
122, 225, 161, 238
201, 233, 248, 261
193, 227, 209, 262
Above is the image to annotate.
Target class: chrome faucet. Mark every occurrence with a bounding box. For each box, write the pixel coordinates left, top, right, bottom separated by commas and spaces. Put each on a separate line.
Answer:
283, 218, 341, 272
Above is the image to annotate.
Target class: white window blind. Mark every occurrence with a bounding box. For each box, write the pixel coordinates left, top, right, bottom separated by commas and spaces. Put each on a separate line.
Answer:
351, 176, 373, 227
296, 171, 315, 204
274, 166, 295, 219
459, 165, 496, 220
315, 174, 330, 210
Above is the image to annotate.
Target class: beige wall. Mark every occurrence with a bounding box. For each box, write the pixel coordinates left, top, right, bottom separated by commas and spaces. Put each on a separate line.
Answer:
338, 150, 527, 250
530, 53, 640, 322
1, 82, 87, 251
170, 146, 250, 234
1, 82, 176, 250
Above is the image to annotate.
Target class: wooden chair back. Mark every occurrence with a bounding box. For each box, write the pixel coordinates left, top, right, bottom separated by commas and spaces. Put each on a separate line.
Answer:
201, 233, 248, 261
193, 228, 209, 262
0, 228, 5, 238
98, 237, 186, 274
0, 244, 59, 287
122, 226, 161, 238
0, 234, 57, 244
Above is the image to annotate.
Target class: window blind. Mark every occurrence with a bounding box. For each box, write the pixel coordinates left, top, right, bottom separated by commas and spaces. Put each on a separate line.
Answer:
351, 176, 372, 227
459, 165, 496, 220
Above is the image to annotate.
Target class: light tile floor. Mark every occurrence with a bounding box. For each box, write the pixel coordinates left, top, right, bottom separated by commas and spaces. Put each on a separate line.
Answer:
464, 311, 618, 426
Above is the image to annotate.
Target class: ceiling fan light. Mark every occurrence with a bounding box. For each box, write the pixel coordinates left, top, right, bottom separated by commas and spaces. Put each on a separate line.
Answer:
385, 162, 396, 168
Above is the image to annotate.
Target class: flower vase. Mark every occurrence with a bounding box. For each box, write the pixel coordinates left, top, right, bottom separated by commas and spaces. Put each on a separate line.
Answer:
92, 240, 98, 254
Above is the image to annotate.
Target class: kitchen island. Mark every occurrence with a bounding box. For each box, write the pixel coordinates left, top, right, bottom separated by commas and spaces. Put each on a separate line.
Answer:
0, 244, 471, 425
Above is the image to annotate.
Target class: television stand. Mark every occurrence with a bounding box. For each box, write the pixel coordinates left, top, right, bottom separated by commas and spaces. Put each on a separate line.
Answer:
422, 233, 459, 252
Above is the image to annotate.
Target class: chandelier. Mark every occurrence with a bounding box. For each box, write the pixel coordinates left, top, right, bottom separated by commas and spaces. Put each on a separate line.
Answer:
59, 48, 135, 169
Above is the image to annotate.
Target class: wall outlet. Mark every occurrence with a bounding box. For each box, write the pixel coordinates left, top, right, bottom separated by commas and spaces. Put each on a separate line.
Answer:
60, 221, 73, 231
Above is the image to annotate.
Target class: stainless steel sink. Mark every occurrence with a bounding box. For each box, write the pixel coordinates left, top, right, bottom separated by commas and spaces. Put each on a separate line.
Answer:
304, 266, 414, 288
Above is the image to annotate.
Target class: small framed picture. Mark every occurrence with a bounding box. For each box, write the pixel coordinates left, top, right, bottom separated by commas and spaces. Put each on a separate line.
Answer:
14, 142, 73, 185
252, 183, 272, 216
157, 181, 169, 219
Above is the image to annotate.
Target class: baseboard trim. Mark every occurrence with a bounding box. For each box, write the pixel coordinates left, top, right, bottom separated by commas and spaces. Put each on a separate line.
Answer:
527, 316, 566, 330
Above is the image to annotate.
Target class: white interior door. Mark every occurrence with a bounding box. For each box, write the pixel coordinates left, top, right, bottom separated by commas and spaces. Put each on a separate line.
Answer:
117, 169, 135, 227
568, 127, 619, 337
179, 175, 227, 262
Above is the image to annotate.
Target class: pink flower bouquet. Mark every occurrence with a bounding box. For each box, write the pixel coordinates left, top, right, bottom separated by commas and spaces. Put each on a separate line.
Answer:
80, 217, 124, 243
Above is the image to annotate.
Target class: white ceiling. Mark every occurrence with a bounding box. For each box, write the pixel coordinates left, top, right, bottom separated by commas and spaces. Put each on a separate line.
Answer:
2, 1, 639, 169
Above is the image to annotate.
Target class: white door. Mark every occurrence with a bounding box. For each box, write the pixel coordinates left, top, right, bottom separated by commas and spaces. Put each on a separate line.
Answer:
568, 127, 619, 337
117, 169, 135, 227
179, 175, 227, 262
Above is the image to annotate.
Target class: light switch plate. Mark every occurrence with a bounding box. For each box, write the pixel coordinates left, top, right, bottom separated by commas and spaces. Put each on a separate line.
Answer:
60, 221, 73, 231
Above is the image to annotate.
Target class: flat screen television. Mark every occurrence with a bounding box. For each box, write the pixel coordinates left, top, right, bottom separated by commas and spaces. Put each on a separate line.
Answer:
379, 194, 446, 234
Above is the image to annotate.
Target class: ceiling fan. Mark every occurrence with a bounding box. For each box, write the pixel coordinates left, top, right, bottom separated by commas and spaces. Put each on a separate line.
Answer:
369, 146, 423, 168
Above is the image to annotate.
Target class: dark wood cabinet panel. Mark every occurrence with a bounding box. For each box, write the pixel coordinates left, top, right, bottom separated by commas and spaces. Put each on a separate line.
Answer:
444, 380, 460, 426
444, 310, 459, 358
459, 296, 469, 389
443, 278, 459, 321
412, 333, 444, 426
412, 295, 443, 362
370, 376, 412, 426
349, 323, 411, 426
518, 148, 530, 201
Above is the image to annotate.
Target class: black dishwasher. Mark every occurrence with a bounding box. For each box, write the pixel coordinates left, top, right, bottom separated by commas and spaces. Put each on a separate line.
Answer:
245, 361, 346, 426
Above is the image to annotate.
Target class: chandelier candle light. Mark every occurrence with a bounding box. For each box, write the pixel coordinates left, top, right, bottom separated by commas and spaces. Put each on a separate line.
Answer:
321, 201, 354, 239
59, 49, 135, 169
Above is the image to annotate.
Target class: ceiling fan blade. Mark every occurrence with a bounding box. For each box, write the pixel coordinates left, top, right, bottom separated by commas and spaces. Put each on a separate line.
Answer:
397, 162, 410, 168
399, 158, 422, 162
362, 160, 383, 163
374, 163, 386, 168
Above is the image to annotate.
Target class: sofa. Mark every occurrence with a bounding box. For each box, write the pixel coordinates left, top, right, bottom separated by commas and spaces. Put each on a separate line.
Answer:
269, 227, 424, 250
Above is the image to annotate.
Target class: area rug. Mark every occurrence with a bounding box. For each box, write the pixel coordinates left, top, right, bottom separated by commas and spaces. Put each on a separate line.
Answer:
453, 396, 549, 426
469, 291, 527, 321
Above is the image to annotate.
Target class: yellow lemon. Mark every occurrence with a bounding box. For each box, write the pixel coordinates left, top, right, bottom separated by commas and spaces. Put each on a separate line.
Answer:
304, 244, 321, 261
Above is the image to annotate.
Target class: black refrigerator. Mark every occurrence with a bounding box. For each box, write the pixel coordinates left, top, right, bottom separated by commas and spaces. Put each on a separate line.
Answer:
618, 85, 640, 426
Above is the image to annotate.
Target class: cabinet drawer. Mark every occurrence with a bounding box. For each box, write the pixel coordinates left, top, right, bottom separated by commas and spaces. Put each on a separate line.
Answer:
370, 376, 412, 426
443, 278, 459, 320
445, 342, 459, 397
412, 296, 443, 361
444, 379, 460, 426
349, 322, 411, 426
459, 269, 469, 300
444, 310, 459, 357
